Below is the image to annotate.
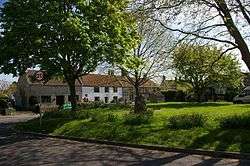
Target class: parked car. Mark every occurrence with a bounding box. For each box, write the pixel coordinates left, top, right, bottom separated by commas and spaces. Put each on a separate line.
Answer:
233, 86, 250, 104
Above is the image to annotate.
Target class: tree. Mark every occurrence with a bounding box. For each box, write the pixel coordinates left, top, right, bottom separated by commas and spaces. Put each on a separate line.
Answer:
0, 0, 137, 111
172, 44, 242, 102
143, 0, 250, 70
0, 82, 16, 97
119, 9, 173, 113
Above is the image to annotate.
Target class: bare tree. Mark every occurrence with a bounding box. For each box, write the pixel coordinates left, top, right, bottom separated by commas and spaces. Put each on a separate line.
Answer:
0, 80, 10, 92
141, 0, 250, 70
118, 8, 174, 113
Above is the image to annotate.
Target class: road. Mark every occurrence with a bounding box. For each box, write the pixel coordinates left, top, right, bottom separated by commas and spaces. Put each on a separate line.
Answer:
0, 113, 250, 166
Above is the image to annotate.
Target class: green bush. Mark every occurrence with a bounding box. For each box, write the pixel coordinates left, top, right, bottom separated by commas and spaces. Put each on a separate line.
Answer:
105, 113, 118, 122
167, 114, 206, 129
123, 110, 153, 126
79, 101, 108, 109
220, 115, 250, 129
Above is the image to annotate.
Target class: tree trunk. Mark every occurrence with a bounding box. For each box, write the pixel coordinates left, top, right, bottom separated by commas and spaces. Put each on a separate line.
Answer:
215, 0, 250, 70
67, 78, 77, 112
194, 88, 204, 103
134, 85, 146, 113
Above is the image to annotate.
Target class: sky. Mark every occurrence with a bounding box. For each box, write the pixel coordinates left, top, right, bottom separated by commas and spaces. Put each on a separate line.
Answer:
0, 0, 4, 6
0, 0, 248, 83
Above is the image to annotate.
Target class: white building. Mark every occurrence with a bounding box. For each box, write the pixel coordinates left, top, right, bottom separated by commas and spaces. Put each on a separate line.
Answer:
16, 70, 161, 108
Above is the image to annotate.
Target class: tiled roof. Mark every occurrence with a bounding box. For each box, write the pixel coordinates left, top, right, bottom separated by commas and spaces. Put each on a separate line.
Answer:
25, 70, 157, 88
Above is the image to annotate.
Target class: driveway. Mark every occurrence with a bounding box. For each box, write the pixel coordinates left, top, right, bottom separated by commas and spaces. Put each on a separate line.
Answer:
0, 113, 250, 166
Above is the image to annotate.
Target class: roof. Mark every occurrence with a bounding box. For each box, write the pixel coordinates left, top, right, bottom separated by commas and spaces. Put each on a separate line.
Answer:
25, 70, 157, 88
161, 80, 192, 92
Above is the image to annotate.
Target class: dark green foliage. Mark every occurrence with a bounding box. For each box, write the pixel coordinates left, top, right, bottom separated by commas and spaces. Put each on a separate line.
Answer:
79, 101, 108, 109
79, 102, 131, 110
168, 114, 206, 129
0, 0, 137, 111
123, 110, 153, 125
105, 113, 118, 122
0, 96, 9, 109
162, 90, 186, 102
220, 115, 250, 129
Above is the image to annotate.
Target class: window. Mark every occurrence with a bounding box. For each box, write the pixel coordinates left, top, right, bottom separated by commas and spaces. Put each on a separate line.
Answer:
105, 97, 109, 103
113, 96, 118, 103
94, 87, 100, 93
41, 96, 51, 103
105, 87, 109, 93
95, 97, 100, 101
113, 87, 118, 93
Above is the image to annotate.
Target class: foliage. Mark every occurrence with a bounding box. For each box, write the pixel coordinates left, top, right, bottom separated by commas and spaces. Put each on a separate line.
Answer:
167, 114, 206, 129
0, 81, 16, 97
172, 44, 242, 102
79, 101, 108, 109
105, 113, 119, 122
123, 110, 153, 125
0, 0, 138, 111
220, 114, 250, 129
0, 96, 9, 109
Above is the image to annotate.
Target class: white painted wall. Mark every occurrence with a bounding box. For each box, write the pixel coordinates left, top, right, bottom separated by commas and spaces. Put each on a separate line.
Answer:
82, 86, 123, 103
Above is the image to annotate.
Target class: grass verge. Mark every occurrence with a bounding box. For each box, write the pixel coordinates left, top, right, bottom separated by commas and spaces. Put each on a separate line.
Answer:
16, 102, 250, 153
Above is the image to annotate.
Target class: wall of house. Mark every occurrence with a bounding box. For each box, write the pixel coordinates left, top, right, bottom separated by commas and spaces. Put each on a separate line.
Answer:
28, 84, 82, 106
16, 74, 82, 107
82, 87, 123, 103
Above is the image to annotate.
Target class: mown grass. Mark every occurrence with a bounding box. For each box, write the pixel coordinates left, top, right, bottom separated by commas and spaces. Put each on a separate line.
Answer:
16, 102, 250, 153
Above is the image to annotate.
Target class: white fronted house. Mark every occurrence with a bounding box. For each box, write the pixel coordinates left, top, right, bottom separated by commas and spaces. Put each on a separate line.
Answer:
15, 70, 162, 109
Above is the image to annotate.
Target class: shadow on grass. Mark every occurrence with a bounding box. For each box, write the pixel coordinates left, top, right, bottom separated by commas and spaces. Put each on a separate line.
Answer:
16, 118, 73, 134
188, 128, 250, 154
148, 102, 231, 110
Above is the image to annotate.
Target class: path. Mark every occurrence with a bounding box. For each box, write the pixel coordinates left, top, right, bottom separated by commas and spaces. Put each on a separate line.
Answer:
0, 113, 250, 166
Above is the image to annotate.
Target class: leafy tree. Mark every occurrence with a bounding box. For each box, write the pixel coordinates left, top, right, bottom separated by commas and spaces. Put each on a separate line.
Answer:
119, 9, 172, 113
172, 44, 242, 102
142, 0, 250, 70
0, 0, 137, 111
0, 82, 17, 97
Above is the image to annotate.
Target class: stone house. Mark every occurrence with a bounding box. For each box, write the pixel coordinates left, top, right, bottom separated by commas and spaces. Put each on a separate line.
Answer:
15, 70, 161, 108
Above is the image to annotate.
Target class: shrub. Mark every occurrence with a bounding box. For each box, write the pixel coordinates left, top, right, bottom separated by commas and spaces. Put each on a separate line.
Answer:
42, 111, 74, 119
105, 113, 118, 122
220, 115, 250, 129
6, 107, 15, 115
123, 110, 153, 126
79, 101, 108, 109
167, 114, 206, 129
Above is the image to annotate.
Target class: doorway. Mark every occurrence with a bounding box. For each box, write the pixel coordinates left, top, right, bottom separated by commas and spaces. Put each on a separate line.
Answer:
56, 96, 65, 106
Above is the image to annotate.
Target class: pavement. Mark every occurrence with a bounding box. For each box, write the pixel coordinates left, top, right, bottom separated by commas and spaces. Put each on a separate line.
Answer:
0, 113, 250, 166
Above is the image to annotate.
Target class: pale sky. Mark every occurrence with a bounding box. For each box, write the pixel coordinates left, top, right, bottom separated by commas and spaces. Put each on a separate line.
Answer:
0, 0, 249, 82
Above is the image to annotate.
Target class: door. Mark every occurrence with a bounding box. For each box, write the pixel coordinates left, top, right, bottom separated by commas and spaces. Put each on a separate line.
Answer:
56, 96, 65, 106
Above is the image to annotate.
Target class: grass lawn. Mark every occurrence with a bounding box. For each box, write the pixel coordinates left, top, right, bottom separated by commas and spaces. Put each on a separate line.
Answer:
16, 102, 250, 153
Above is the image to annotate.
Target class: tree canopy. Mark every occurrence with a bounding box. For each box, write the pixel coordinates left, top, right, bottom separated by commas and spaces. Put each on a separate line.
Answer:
172, 44, 242, 101
0, 0, 138, 110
